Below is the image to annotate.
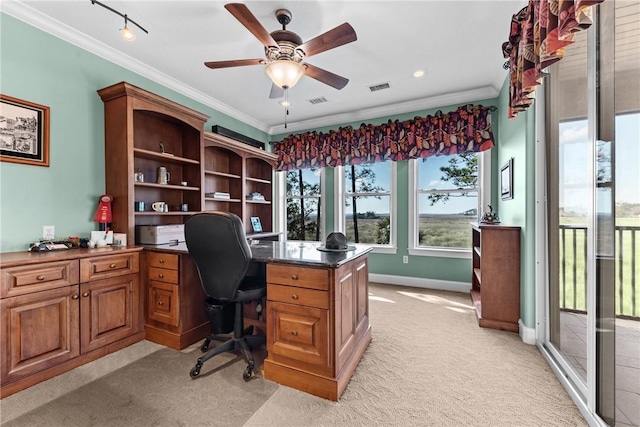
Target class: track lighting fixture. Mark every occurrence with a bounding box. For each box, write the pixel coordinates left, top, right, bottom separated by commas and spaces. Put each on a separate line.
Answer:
90, 0, 148, 42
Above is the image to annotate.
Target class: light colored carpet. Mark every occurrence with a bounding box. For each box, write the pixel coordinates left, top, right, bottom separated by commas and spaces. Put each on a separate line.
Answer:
0, 283, 587, 427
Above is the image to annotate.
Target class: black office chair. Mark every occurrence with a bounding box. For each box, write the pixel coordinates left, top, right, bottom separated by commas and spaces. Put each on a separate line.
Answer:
185, 211, 266, 381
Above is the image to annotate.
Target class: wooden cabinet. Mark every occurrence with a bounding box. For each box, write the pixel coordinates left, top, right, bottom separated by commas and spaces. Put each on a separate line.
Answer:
98, 82, 209, 246
0, 248, 143, 398
264, 253, 371, 401
470, 224, 521, 332
143, 251, 209, 350
204, 132, 277, 238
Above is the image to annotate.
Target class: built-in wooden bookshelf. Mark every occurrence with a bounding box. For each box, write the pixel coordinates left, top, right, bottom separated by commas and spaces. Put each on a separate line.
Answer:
471, 224, 521, 332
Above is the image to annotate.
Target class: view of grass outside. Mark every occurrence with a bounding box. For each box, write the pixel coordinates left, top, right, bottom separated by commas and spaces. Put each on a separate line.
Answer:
559, 216, 640, 317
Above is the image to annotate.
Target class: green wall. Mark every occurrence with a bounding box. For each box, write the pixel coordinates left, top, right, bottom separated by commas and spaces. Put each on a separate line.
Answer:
0, 14, 267, 252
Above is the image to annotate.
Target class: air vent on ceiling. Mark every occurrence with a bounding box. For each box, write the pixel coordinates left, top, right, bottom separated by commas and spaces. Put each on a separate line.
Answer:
368, 82, 391, 92
308, 96, 328, 105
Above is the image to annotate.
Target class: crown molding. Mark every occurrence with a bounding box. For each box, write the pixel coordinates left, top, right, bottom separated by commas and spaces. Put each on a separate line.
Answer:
1, 1, 270, 133
268, 86, 499, 136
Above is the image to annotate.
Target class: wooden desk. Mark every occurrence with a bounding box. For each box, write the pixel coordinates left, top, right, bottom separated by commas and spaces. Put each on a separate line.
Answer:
146, 240, 372, 401
0, 247, 144, 398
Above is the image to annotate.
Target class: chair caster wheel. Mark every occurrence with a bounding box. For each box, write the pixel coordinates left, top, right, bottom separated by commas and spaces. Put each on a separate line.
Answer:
200, 339, 210, 352
190, 362, 202, 378
243, 368, 254, 381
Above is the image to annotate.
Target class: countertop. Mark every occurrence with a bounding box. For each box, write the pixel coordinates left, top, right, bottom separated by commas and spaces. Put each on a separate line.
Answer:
143, 240, 372, 268
0, 246, 144, 268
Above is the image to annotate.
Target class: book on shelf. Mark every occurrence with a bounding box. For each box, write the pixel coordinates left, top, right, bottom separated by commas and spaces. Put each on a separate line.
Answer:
205, 191, 231, 199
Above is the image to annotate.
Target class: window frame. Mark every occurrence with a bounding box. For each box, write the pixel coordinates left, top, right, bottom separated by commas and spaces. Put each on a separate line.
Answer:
408, 150, 491, 259
335, 162, 397, 254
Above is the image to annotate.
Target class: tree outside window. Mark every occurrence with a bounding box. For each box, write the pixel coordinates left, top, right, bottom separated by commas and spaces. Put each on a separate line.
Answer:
286, 168, 321, 241
344, 162, 391, 245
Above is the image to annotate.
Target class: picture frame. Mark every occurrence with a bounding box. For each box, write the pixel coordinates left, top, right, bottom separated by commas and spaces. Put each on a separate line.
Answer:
0, 94, 50, 167
501, 157, 514, 200
250, 216, 263, 233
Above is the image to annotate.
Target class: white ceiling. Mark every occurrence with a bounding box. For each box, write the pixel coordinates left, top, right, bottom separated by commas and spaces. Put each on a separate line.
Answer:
2, 0, 526, 135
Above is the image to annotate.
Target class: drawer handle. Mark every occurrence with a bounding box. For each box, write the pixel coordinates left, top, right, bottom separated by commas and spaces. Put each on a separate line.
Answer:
291, 331, 298, 336
159, 259, 165, 264
71, 294, 79, 300
291, 294, 299, 300
109, 263, 117, 269
82, 292, 89, 297
158, 301, 164, 306
291, 274, 298, 280
37, 275, 46, 281
159, 274, 164, 278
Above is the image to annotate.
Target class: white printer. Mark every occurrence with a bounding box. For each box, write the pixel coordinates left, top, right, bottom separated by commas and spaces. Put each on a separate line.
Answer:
137, 224, 185, 245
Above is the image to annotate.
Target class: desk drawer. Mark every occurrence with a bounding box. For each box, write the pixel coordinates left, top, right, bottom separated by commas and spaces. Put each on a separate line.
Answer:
147, 252, 178, 270
80, 253, 139, 282
268, 284, 328, 309
148, 267, 179, 284
1, 260, 79, 298
267, 264, 328, 290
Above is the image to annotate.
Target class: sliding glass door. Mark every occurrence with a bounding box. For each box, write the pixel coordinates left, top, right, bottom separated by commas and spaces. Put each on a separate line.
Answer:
546, 2, 640, 426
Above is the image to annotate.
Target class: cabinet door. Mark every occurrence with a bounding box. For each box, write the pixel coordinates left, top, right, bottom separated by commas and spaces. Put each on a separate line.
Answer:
354, 256, 369, 334
335, 263, 357, 373
148, 280, 179, 326
1, 286, 80, 384
80, 274, 139, 353
267, 301, 331, 376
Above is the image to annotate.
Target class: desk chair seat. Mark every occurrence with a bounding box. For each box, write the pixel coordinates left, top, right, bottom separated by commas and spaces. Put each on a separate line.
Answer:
185, 212, 266, 381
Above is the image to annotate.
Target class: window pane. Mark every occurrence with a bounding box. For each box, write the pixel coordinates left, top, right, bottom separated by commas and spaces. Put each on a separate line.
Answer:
345, 162, 391, 193
286, 168, 321, 197
344, 196, 390, 244
417, 192, 477, 248
286, 168, 321, 241
418, 153, 478, 191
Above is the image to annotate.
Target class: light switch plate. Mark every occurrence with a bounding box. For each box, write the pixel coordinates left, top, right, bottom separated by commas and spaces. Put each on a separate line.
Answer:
43, 225, 55, 240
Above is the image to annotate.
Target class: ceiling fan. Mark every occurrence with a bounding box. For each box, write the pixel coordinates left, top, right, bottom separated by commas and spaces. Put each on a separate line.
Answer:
204, 3, 357, 99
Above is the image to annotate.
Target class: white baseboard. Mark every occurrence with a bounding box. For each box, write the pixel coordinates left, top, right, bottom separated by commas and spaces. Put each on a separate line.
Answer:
368, 274, 470, 293
519, 319, 536, 345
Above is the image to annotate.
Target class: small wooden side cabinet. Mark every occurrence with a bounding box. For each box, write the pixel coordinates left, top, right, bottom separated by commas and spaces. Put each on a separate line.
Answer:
0, 247, 144, 398
471, 224, 521, 332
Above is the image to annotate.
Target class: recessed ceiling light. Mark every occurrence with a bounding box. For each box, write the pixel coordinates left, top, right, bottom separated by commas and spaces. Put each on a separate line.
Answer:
413, 70, 425, 78
279, 101, 291, 107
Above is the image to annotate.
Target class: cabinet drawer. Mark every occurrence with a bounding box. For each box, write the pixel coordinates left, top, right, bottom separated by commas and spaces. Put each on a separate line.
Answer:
1, 260, 79, 298
267, 301, 330, 374
80, 253, 139, 282
148, 267, 179, 284
267, 264, 328, 290
147, 252, 179, 270
148, 281, 179, 327
267, 284, 328, 309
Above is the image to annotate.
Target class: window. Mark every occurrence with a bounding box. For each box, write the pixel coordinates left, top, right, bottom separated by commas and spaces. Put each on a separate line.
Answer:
283, 168, 323, 241
337, 161, 396, 253
409, 151, 489, 258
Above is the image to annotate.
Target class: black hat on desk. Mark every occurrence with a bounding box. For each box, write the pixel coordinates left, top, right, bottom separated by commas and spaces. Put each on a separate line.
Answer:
317, 232, 356, 252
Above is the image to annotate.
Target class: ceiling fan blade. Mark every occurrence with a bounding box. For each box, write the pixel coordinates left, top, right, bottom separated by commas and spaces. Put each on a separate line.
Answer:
297, 23, 357, 58
224, 3, 278, 48
303, 63, 349, 90
269, 84, 285, 99
204, 59, 263, 69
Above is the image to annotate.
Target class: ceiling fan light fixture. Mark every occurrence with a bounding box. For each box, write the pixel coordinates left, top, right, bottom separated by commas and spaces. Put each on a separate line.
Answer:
264, 60, 305, 89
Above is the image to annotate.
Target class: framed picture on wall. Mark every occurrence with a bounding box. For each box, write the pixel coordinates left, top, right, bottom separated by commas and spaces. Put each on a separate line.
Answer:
0, 94, 50, 167
501, 158, 514, 200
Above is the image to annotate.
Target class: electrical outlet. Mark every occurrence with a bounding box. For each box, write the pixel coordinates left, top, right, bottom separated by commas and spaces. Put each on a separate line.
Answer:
43, 225, 55, 240
403, 255, 408, 264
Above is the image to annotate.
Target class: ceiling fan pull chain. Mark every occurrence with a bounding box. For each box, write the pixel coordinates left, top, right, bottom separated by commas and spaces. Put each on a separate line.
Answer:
284, 87, 289, 129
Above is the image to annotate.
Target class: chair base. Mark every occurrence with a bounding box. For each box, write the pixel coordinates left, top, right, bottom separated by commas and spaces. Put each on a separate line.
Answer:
190, 301, 265, 381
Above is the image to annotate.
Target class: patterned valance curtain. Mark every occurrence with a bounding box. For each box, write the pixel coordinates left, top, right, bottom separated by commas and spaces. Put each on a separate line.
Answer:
273, 104, 496, 171
502, 0, 603, 118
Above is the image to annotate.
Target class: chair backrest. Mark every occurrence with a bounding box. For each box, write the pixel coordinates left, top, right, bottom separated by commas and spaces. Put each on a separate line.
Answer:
185, 211, 252, 301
